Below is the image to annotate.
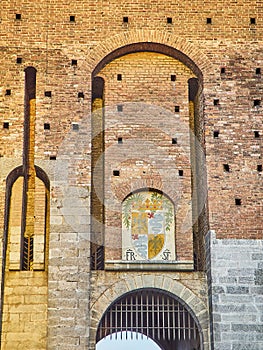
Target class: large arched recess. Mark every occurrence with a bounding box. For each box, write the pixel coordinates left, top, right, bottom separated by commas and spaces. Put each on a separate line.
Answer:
90, 41, 208, 271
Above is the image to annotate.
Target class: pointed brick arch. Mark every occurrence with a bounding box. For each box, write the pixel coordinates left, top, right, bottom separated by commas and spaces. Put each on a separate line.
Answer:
90, 275, 210, 349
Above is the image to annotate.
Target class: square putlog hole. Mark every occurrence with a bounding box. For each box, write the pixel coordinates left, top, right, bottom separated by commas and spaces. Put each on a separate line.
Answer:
45, 91, 52, 97
214, 99, 220, 106
72, 123, 79, 131
213, 130, 220, 138
235, 198, 242, 206
223, 164, 230, 172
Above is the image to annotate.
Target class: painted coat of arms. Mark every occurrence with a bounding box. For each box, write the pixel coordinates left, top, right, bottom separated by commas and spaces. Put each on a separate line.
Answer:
122, 191, 175, 261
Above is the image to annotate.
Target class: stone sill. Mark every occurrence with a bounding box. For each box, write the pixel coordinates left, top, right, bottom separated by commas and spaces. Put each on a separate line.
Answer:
105, 260, 194, 271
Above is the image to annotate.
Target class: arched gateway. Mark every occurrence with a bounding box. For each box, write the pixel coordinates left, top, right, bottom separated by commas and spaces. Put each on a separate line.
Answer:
96, 288, 202, 350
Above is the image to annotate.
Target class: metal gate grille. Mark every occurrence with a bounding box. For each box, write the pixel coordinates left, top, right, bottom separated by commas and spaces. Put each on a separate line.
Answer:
97, 289, 200, 344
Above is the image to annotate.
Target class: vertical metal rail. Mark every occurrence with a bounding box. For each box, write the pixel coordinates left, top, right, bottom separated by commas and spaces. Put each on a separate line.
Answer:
172, 298, 176, 340
126, 298, 128, 340
183, 309, 185, 340
109, 307, 112, 339
115, 303, 118, 339
188, 311, 191, 340
157, 293, 160, 340
146, 291, 149, 338
167, 297, 170, 341
162, 294, 165, 340
152, 292, 155, 340
120, 300, 123, 339
135, 293, 138, 339
178, 303, 181, 341
140, 293, 143, 337
130, 295, 133, 338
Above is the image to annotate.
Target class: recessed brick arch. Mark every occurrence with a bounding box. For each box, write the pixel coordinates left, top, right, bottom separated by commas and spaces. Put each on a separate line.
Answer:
86, 29, 213, 79
92, 42, 202, 79
90, 274, 210, 349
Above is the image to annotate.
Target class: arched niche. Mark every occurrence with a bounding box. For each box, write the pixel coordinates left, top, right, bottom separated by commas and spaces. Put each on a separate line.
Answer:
91, 42, 208, 271
3, 165, 50, 271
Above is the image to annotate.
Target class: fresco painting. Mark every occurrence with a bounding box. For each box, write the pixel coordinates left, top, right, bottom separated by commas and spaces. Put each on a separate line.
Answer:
122, 191, 175, 261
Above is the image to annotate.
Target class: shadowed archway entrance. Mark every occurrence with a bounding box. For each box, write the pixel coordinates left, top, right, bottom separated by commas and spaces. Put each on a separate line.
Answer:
96, 289, 202, 350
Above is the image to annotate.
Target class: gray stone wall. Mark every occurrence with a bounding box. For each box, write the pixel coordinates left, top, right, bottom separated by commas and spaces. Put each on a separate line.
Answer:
48, 161, 91, 350
207, 231, 263, 350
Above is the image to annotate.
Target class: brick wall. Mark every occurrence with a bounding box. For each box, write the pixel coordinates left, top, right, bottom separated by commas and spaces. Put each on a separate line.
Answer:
0, 0, 262, 349
0, 0, 261, 240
